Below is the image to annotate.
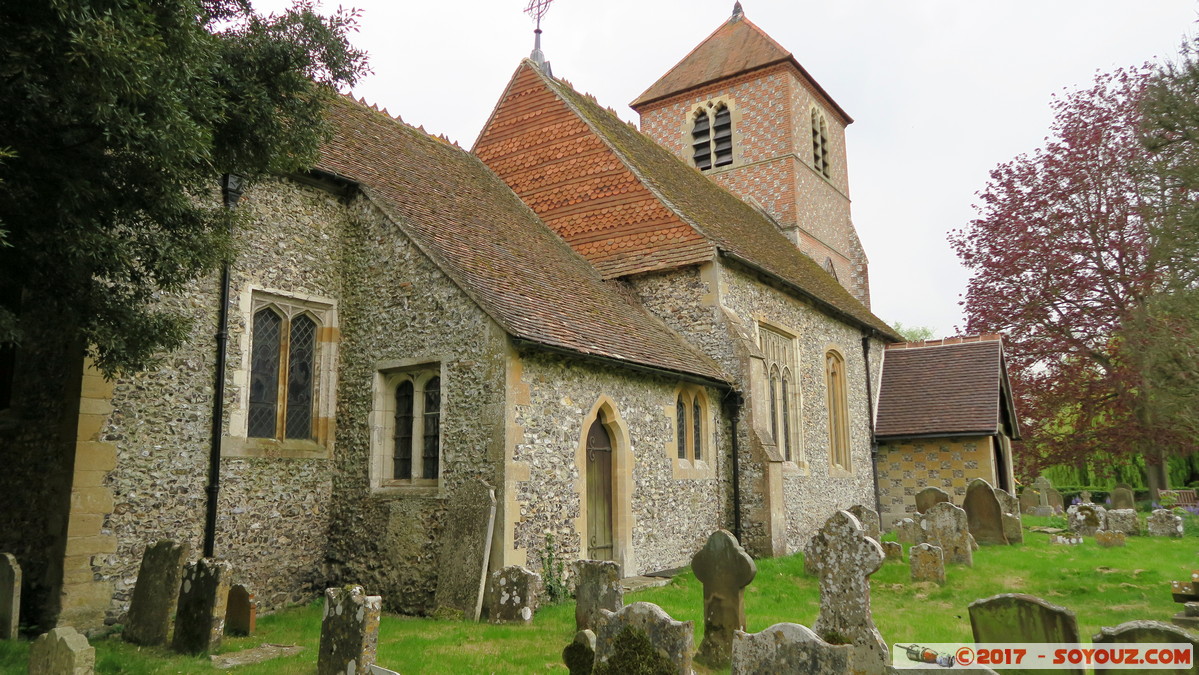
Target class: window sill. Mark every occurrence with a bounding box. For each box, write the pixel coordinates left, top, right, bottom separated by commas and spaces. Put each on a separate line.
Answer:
782, 459, 810, 476
371, 481, 443, 499
828, 464, 854, 479
221, 436, 330, 460
672, 458, 716, 480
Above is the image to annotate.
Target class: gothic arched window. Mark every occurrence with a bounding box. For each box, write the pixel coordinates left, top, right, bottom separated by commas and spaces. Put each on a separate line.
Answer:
825, 349, 851, 470
691, 101, 734, 171
811, 109, 830, 178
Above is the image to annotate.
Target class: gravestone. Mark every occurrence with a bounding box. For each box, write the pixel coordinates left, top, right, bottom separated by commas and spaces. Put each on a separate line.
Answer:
882, 541, 903, 562
171, 558, 231, 655
808, 510, 889, 675
1149, 509, 1185, 537
730, 622, 852, 674
123, 539, 190, 646
692, 529, 757, 668
574, 560, 623, 632
1093, 620, 1199, 675
968, 593, 1083, 675
1066, 504, 1106, 537
28, 626, 94, 675
1095, 531, 1125, 548
1032, 476, 1062, 515
225, 584, 256, 636
895, 518, 920, 545
593, 602, 693, 675
562, 629, 596, 675
994, 489, 1024, 544
1080, 490, 1093, 504
1111, 485, 1136, 510
432, 479, 496, 621
910, 543, 945, 585
318, 585, 382, 675
485, 565, 543, 624
0, 553, 20, 640
915, 486, 950, 514
1019, 487, 1041, 515
920, 502, 973, 566
1106, 509, 1140, 535
963, 478, 1009, 545
847, 505, 881, 541
995, 488, 1019, 516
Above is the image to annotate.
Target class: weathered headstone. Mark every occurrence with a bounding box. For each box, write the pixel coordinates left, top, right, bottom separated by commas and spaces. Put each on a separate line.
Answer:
28, 626, 94, 675
225, 584, 256, 636
847, 505, 881, 541
995, 488, 1019, 515
485, 565, 543, 624
895, 518, 920, 545
1149, 509, 1185, 538
920, 502, 973, 566
994, 489, 1024, 544
1019, 487, 1041, 514
123, 539, 190, 646
1093, 620, 1199, 675
562, 629, 596, 675
968, 593, 1083, 675
1080, 490, 1093, 504
0, 553, 20, 641
1106, 508, 1140, 535
909, 543, 945, 585
1095, 530, 1126, 548
1032, 476, 1062, 515
692, 529, 756, 668
964, 478, 1009, 545
882, 541, 903, 562
574, 560, 623, 632
318, 585, 382, 675
808, 510, 889, 675
915, 486, 950, 514
1111, 485, 1136, 510
171, 558, 231, 655
731, 622, 852, 674
593, 602, 693, 675
1066, 503, 1106, 537
432, 479, 496, 621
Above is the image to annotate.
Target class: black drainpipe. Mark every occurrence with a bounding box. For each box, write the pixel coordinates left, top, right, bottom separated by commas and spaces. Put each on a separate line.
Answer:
862, 333, 882, 518
723, 390, 743, 543
203, 173, 243, 558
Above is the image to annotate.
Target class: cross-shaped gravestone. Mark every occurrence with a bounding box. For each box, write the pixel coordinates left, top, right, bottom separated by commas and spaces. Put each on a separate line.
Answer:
809, 511, 889, 674
692, 530, 756, 668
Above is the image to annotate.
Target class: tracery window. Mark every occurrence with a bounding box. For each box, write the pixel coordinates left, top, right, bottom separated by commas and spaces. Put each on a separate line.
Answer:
759, 324, 801, 463
692, 101, 734, 171
248, 304, 320, 440
825, 349, 851, 470
675, 388, 708, 463
811, 108, 830, 178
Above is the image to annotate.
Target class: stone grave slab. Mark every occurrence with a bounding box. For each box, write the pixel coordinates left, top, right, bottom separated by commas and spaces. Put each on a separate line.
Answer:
910, 543, 944, 585
28, 626, 94, 675
574, 560, 622, 632
1093, 620, 1199, 675
692, 529, 756, 668
964, 478, 1009, 545
968, 593, 1083, 675
847, 505, 881, 541
1111, 485, 1136, 510
318, 585, 382, 675
882, 541, 903, 562
123, 539, 190, 646
1095, 530, 1125, 548
171, 558, 231, 655
1, 553, 20, 640
915, 487, 950, 514
225, 584, 255, 636
809, 510, 889, 675
920, 502, 973, 566
563, 629, 596, 675
485, 565, 543, 624
1149, 509, 1185, 537
432, 479, 496, 621
593, 601, 693, 675
1106, 509, 1139, 535
209, 643, 304, 669
731, 622, 851, 674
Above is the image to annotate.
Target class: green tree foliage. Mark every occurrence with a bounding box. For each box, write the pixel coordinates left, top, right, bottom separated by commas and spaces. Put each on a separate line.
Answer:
889, 321, 936, 343
0, 0, 368, 374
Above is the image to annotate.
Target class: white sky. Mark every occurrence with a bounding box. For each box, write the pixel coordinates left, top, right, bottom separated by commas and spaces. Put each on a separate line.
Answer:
254, 0, 1198, 336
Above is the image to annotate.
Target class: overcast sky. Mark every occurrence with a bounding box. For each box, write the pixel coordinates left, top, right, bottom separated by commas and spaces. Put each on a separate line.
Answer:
254, 0, 1197, 336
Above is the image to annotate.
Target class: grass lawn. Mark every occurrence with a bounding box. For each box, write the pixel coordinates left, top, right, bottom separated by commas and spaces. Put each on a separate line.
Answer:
1, 515, 1196, 673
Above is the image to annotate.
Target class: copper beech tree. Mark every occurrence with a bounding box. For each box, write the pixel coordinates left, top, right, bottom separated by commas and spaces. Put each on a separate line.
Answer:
950, 66, 1196, 487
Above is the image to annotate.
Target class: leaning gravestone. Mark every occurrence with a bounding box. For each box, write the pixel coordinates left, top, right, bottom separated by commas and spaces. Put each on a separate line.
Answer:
1149, 509, 1185, 538
964, 479, 1009, 545
1106, 508, 1140, 535
318, 585, 382, 675
994, 489, 1024, 544
910, 543, 945, 585
432, 479, 496, 621
1111, 485, 1136, 510
968, 593, 1083, 675
562, 629, 596, 675
920, 502, 973, 566
731, 622, 851, 674
915, 486, 951, 514
882, 541, 903, 562
1066, 504, 1106, 537
1092, 620, 1199, 675
123, 539, 190, 646
28, 626, 94, 675
574, 560, 623, 632
994, 488, 1019, 516
1, 553, 20, 640
808, 510, 889, 675
485, 565, 543, 624
225, 584, 256, 636
847, 505, 881, 541
171, 558, 231, 655
593, 602, 693, 675
692, 529, 756, 668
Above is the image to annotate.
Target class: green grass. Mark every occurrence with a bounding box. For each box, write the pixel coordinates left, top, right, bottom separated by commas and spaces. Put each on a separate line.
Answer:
2, 516, 1196, 674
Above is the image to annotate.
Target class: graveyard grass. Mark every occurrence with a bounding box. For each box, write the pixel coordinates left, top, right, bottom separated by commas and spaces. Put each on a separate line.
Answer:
2, 514, 1198, 673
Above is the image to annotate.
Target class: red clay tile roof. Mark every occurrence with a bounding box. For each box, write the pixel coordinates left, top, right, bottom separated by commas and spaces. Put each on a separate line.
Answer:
316, 95, 727, 383
629, 11, 851, 123
528, 65, 896, 338
875, 339, 1021, 439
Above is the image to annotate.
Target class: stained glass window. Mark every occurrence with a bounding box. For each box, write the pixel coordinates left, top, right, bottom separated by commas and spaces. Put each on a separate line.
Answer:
692, 397, 702, 461
248, 308, 282, 438
285, 315, 316, 439
393, 380, 414, 479
676, 396, 687, 460
781, 374, 792, 462
422, 377, 441, 479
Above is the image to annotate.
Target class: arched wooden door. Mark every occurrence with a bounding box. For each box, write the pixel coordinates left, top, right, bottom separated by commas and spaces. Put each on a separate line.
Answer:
586, 418, 614, 561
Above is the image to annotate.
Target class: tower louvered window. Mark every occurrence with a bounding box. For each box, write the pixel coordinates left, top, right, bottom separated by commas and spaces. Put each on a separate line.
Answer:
691, 109, 712, 170
811, 109, 830, 178
712, 104, 732, 167
691, 101, 734, 171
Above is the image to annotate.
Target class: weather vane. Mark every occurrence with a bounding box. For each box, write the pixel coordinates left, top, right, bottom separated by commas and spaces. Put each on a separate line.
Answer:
524, 0, 554, 69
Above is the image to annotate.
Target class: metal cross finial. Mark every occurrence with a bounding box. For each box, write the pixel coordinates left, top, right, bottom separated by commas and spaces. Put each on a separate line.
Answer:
525, 0, 553, 29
